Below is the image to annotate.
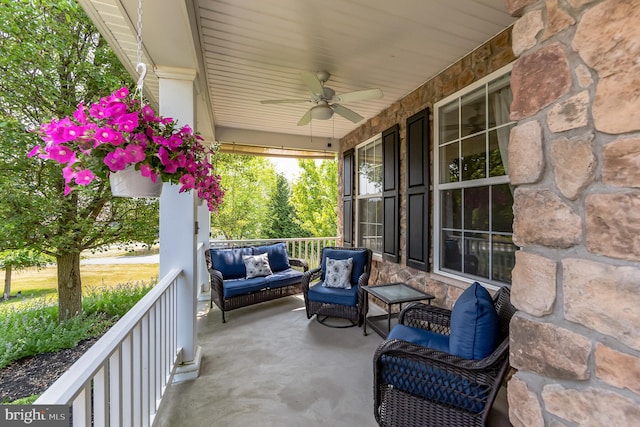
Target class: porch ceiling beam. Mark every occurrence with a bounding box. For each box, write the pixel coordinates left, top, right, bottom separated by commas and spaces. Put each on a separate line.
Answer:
215, 127, 338, 154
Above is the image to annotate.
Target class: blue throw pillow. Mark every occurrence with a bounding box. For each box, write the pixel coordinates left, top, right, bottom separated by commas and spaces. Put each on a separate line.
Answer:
320, 248, 368, 286
209, 247, 253, 279
254, 243, 290, 272
449, 282, 499, 360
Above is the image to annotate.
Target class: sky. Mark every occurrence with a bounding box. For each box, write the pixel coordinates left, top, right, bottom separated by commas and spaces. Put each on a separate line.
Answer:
269, 157, 301, 181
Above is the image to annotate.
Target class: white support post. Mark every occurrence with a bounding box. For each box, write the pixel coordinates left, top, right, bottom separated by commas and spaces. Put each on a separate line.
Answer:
197, 201, 211, 300
157, 66, 202, 382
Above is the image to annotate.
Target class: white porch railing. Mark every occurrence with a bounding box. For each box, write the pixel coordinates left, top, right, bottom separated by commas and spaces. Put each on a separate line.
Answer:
209, 237, 339, 268
35, 268, 183, 427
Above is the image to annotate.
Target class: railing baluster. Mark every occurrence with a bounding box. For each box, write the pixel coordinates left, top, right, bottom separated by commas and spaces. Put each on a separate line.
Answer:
109, 348, 121, 427
141, 315, 150, 427
93, 366, 108, 427
122, 334, 133, 427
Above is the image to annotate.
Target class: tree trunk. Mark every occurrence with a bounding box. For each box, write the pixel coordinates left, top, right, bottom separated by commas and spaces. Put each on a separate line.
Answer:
3, 266, 11, 300
57, 252, 82, 321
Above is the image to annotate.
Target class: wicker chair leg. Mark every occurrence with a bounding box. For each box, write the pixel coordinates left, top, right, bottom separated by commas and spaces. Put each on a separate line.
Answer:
316, 315, 358, 328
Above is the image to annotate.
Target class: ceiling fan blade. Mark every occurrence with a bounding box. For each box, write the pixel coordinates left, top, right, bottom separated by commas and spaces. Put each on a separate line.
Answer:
331, 104, 364, 123
260, 98, 310, 104
332, 88, 383, 103
297, 109, 312, 126
300, 71, 324, 95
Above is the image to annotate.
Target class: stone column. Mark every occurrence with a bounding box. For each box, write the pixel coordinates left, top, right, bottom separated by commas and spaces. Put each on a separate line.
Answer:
156, 66, 202, 382
505, 0, 640, 425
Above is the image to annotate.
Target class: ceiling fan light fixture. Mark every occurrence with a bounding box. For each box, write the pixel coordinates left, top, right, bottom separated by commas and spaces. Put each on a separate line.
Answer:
310, 103, 333, 120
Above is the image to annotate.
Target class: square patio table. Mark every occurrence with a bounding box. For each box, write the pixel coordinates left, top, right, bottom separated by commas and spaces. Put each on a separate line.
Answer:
363, 283, 434, 338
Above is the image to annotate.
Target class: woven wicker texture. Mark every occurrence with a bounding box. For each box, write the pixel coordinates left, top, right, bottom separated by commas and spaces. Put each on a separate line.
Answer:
373, 287, 516, 427
301, 247, 373, 326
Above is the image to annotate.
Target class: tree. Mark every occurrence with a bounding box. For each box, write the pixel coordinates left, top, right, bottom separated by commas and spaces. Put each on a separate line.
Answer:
264, 174, 307, 239
0, 1, 159, 320
291, 159, 338, 237
1, 250, 52, 300
210, 154, 277, 239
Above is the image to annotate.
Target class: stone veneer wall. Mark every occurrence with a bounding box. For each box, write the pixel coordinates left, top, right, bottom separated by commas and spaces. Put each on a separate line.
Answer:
338, 28, 515, 309
505, 0, 640, 425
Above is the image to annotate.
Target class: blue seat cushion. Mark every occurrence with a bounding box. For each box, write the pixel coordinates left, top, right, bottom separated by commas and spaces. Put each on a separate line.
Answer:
380, 354, 489, 413
210, 247, 253, 279
267, 268, 304, 288
254, 243, 290, 272
223, 276, 269, 298
307, 282, 358, 307
449, 282, 499, 360
320, 248, 368, 286
387, 325, 450, 353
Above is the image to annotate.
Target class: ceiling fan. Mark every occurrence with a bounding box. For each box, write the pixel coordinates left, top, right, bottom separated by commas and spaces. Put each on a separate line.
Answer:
260, 70, 383, 126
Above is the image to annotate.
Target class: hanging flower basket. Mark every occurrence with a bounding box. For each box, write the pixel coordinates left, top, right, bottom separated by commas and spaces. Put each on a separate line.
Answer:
109, 165, 163, 197
29, 87, 224, 211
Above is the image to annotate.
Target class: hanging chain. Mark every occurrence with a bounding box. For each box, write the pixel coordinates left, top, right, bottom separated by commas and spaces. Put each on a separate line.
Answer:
134, 0, 146, 102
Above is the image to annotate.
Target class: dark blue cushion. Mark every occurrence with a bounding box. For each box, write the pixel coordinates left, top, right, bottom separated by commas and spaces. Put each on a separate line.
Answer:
210, 247, 253, 279
307, 282, 358, 306
266, 268, 303, 288
222, 276, 268, 298
254, 243, 290, 272
320, 248, 368, 286
387, 325, 450, 353
449, 282, 498, 360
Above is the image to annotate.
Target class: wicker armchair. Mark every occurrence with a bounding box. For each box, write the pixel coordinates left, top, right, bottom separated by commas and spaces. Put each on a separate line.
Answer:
301, 247, 372, 327
373, 286, 516, 427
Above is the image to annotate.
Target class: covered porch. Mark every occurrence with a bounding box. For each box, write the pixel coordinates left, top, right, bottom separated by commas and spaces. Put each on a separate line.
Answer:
34, 1, 640, 426
154, 295, 511, 427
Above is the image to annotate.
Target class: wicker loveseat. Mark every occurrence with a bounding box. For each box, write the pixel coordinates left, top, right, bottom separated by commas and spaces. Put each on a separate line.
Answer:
373, 284, 516, 427
207, 243, 308, 322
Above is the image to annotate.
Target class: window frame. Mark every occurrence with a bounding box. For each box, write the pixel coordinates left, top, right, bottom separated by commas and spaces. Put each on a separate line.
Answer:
354, 133, 383, 255
433, 63, 515, 289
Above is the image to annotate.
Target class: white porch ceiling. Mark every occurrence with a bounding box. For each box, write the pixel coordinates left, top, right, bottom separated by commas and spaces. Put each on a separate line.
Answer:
79, 0, 515, 156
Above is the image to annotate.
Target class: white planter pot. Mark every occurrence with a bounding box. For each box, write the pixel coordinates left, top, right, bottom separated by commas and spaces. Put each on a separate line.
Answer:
109, 165, 162, 198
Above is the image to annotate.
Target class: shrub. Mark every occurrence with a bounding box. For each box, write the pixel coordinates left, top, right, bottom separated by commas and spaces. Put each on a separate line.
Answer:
0, 282, 153, 369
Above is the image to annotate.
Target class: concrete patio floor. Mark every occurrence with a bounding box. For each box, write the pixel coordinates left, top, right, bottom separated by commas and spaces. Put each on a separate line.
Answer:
155, 295, 512, 427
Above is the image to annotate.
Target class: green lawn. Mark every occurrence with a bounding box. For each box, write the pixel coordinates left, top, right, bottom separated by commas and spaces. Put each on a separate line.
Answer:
2, 263, 159, 305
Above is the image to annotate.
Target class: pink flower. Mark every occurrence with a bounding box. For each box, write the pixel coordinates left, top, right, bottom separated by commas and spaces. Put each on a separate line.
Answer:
103, 102, 127, 119
115, 112, 139, 132
142, 105, 156, 122
62, 166, 75, 184
114, 87, 129, 99
64, 184, 73, 196
46, 145, 76, 164
27, 145, 41, 158
74, 103, 87, 124
62, 125, 89, 141
179, 174, 196, 191
94, 127, 121, 144
89, 103, 106, 120
104, 149, 128, 171
166, 134, 183, 149
125, 144, 146, 163
185, 159, 198, 173
158, 147, 171, 165
139, 163, 159, 183
75, 169, 96, 186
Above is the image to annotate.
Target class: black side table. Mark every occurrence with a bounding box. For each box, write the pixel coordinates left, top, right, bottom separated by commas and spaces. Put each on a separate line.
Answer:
363, 283, 435, 338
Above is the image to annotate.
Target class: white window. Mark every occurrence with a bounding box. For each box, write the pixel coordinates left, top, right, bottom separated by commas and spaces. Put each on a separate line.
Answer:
355, 134, 383, 253
433, 64, 517, 286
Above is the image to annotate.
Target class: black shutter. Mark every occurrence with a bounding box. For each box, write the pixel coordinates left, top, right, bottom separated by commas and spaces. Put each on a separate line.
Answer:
406, 108, 430, 271
382, 125, 400, 262
342, 149, 354, 247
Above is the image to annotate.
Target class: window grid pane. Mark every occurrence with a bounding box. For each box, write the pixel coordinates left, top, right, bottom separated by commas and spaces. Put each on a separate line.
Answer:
436, 69, 515, 286
356, 136, 383, 253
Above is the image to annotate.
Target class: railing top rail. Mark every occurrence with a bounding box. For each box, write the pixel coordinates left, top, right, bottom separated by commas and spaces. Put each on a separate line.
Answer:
209, 237, 338, 246
35, 268, 182, 405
